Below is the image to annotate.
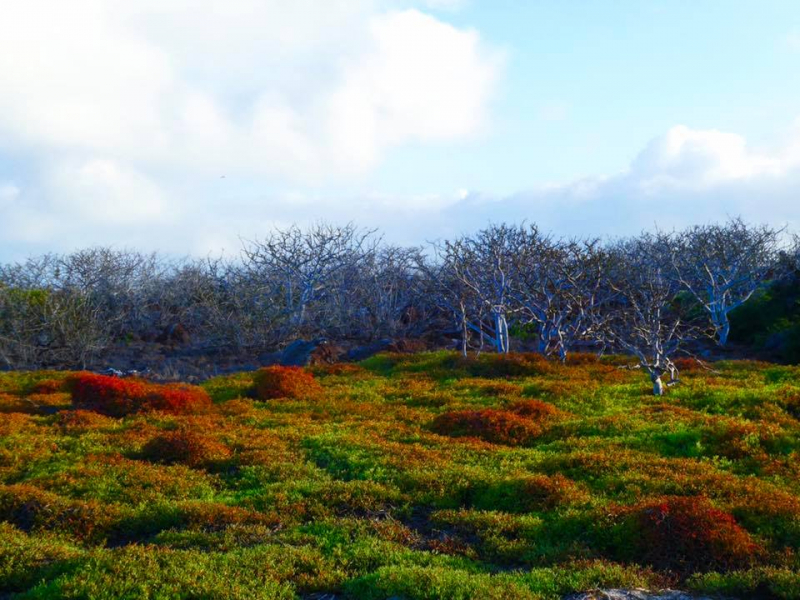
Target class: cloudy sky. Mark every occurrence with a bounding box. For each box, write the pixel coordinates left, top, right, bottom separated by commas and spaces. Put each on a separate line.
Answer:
1, 0, 800, 259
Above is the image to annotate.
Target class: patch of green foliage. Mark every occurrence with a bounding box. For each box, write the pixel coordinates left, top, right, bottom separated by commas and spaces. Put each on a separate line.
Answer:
0, 352, 799, 598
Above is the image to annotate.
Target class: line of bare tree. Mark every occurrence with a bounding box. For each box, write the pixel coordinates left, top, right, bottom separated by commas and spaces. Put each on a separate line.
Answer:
1, 218, 796, 394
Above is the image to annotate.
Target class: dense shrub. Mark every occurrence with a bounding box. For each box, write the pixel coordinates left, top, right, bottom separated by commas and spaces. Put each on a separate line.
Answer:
30, 378, 69, 394
431, 409, 544, 446
144, 383, 212, 414
614, 496, 762, 575
56, 409, 116, 433
0, 484, 121, 543
473, 473, 589, 513
141, 430, 232, 468
0, 391, 71, 415
466, 353, 553, 378
253, 366, 321, 400
67, 373, 151, 417
67, 373, 211, 416
507, 399, 561, 420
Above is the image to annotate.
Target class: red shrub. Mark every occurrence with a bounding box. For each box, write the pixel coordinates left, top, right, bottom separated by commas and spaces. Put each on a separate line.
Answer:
141, 430, 232, 468
144, 383, 212, 414
564, 352, 601, 365
67, 373, 150, 417
67, 373, 210, 417
507, 399, 561, 420
623, 496, 762, 575
672, 357, 704, 373
56, 409, 116, 433
253, 366, 321, 400
431, 409, 543, 446
30, 378, 68, 394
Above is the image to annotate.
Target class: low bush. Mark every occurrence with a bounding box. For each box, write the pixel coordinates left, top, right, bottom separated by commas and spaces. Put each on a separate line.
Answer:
144, 383, 212, 414
0, 484, 122, 544
67, 373, 211, 417
141, 430, 232, 468
253, 366, 321, 400
431, 409, 544, 446
507, 399, 562, 420
473, 473, 589, 513
56, 409, 116, 433
612, 496, 762, 576
31, 379, 69, 394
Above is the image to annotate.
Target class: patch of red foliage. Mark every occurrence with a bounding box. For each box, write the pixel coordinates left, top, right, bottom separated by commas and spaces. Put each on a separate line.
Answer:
431, 408, 543, 446
517, 473, 588, 509
564, 353, 601, 365
507, 399, 561, 420
56, 409, 116, 433
30, 378, 69, 394
671, 357, 703, 373
141, 429, 232, 468
624, 496, 762, 575
144, 383, 212, 414
67, 373, 211, 417
253, 366, 321, 400
0, 484, 121, 543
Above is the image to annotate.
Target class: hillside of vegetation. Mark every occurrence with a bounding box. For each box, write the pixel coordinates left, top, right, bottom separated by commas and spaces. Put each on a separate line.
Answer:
730, 273, 800, 364
1, 353, 800, 599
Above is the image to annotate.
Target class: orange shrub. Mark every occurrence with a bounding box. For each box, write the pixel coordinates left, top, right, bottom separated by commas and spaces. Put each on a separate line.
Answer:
141, 430, 232, 468
216, 398, 256, 416
0, 413, 36, 435
507, 399, 561, 420
0, 392, 27, 414
672, 357, 703, 373
0, 484, 121, 543
620, 496, 762, 575
31, 378, 68, 394
177, 501, 278, 531
431, 409, 543, 446
564, 352, 601, 365
474, 473, 589, 513
67, 373, 210, 417
56, 409, 116, 433
144, 383, 212, 414
253, 366, 321, 400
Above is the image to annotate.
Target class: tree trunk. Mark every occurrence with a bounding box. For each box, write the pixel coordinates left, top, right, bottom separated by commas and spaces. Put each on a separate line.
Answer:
650, 370, 665, 396
717, 318, 730, 347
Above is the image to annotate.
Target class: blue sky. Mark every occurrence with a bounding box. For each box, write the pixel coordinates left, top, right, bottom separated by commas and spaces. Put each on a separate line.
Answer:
1, 1, 799, 259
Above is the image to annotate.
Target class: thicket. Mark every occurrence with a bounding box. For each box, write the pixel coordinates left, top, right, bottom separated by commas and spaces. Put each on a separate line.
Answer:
1, 220, 797, 394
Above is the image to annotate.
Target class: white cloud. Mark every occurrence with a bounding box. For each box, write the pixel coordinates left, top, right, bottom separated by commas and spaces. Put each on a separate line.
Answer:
0, 0, 502, 258
0, 1, 500, 181
786, 30, 800, 51
46, 159, 169, 224
442, 122, 800, 238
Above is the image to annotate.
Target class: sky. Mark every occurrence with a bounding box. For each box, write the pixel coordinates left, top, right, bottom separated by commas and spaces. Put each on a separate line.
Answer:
1, 0, 800, 260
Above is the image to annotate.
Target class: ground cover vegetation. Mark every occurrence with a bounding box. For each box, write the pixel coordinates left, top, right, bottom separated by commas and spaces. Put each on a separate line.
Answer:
1, 353, 799, 598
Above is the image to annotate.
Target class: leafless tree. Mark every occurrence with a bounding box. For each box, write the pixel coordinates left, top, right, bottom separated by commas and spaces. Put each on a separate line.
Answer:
512, 234, 612, 361
599, 234, 704, 396
241, 223, 378, 342
434, 224, 528, 354
670, 219, 781, 346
